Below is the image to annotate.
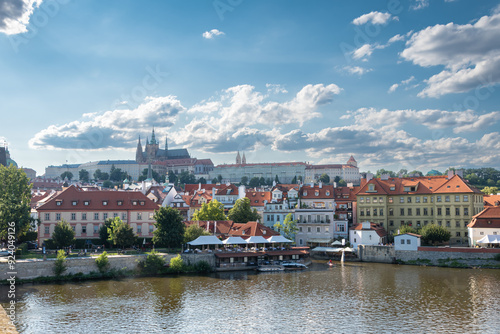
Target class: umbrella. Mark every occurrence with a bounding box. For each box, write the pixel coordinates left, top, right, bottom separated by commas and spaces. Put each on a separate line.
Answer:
266, 235, 293, 243
222, 237, 247, 244
477, 235, 500, 244
331, 240, 342, 246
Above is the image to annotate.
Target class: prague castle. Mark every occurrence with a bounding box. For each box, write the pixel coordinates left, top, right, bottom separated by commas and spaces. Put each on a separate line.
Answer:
135, 128, 190, 163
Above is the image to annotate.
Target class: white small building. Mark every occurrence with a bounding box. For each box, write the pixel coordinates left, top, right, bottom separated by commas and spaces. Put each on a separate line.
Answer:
394, 233, 421, 251
467, 206, 500, 247
349, 221, 387, 249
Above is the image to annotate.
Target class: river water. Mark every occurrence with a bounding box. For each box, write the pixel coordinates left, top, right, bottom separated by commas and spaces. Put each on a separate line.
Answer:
2, 262, 500, 333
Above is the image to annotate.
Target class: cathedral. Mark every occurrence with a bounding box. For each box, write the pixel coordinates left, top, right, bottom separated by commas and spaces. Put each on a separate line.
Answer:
135, 128, 190, 163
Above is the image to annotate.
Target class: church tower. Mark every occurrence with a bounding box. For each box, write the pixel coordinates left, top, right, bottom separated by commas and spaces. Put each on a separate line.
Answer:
135, 136, 145, 163
146, 128, 159, 161
164, 135, 169, 158
236, 151, 241, 164
242, 152, 246, 165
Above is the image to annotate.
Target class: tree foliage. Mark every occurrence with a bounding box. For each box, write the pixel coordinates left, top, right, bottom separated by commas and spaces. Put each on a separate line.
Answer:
54, 249, 67, 276
319, 173, 330, 184
420, 224, 451, 245
153, 207, 185, 249
0, 165, 32, 239
109, 164, 129, 182
99, 218, 114, 247
178, 171, 196, 185
168, 171, 178, 183
169, 254, 185, 272
274, 213, 298, 240
107, 217, 137, 249
52, 220, 76, 248
395, 225, 418, 235
184, 224, 210, 243
79, 169, 89, 182
94, 169, 109, 181
95, 251, 110, 273
140, 251, 166, 275
482, 186, 499, 195
60, 171, 73, 180
249, 177, 260, 188
228, 198, 260, 224
192, 199, 227, 221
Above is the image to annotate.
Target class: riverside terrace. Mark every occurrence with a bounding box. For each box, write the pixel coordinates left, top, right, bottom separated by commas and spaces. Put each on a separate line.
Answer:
184, 246, 311, 271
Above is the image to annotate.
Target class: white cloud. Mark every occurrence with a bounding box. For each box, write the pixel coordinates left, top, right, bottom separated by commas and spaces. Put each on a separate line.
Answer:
388, 83, 399, 93
388, 76, 415, 93
0, 0, 42, 35
202, 29, 225, 39
352, 11, 397, 25
388, 34, 405, 44
266, 83, 288, 94
411, 0, 429, 11
401, 12, 500, 97
343, 66, 372, 76
29, 96, 185, 150
352, 44, 374, 60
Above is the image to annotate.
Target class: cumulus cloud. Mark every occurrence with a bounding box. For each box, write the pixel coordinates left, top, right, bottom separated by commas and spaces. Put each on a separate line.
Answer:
202, 29, 225, 39
352, 11, 397, 25
0, 0, 42, 35
411, 0, 429, 11
343, 66, 372, 76
388, 76, 415, 93
29, 96, 185, 150
401, 12, 500, 97
266, 83, 288, 94
352, 44, 374, 60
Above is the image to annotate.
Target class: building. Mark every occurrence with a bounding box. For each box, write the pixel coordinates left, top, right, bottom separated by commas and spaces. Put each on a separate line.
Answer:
36, 185, 160, 245
484, 194, 500, 207
161, 158, 214, 180
135, 128, 190, 163
295, 208, 336, 247
246, 190, 272, 222
334, 186, 358, 227
22, 168, 37, 179
304, 156, 360, 185
355, 172, 484, 244
213, 183, 245, 212
467, 206, 500, 247
394, 233, 421, 251
349, 222, 387, 249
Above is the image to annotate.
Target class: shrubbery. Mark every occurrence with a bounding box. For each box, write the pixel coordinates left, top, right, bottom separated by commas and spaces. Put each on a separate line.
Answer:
54, 250, 67, 276
95, 251, 110, 273
138, 251, 166, 275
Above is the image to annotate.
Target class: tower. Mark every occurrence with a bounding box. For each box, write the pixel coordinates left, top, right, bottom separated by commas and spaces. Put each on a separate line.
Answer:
242, 152, 246, 164
145, 128, 159, 161
236, 151, 241, 164
135, 136, 144, 163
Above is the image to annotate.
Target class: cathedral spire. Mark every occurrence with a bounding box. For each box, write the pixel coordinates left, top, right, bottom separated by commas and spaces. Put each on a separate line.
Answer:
135, 136, 144, 163
165, 135, 168, 151
151, 127, 156, 144
236, 151, 241, 164
242, 152, 246, 165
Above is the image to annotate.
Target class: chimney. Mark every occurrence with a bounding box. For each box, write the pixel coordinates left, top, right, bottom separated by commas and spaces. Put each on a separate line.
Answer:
319, 181, 323, 189
366, 173, 373, 182
381, 174, 389, 181
198, 183, 201, 191
455, 169, 464, 178
447, 169, 454, 180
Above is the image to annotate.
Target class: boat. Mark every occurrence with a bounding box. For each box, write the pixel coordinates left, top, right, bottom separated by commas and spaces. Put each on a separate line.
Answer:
328, 260, 334, 267
281, 262, 308, 270
256, 265, 284, 272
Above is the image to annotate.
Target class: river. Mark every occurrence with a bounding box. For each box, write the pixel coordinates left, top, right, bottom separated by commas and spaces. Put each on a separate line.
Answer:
2, 262, 500, 333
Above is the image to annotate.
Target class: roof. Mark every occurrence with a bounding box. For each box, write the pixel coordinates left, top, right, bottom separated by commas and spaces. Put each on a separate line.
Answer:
246, 191, 272, 206
299, 184, 334, 199
184, 184, 218, 194
215, 184, 239, 196
334, 186, 359, 201
395, 233, 422, 238
229, 221, 280, 237
484, 195, 500, 207
37, 185, 160, 211
468, 206, 500, 228
215, 162, 307, 168
97, 160, 137, 165
350, 222, 387, 238
356, 175, 482, 196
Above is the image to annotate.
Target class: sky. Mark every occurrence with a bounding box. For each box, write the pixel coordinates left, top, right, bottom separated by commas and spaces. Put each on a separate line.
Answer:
1, 0, 500, 176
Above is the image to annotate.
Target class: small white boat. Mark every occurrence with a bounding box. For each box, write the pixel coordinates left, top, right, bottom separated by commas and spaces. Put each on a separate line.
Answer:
281, 262, 308, 270
257, 265, 284, 272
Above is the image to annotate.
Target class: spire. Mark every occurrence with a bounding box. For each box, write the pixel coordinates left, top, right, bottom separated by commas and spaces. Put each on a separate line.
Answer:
236, 151, 241, 164
147, 163, 153, 180
165, 135, 168, 152
242, 152, 246, 164
151, 127, 156, 144
136, 136, 144, 163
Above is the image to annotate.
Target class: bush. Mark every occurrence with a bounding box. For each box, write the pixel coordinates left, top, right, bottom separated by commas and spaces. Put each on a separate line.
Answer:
169, 254, 185, 273
193, 261, 212, 273
15, 243, 28, 255
54, 250, 67, 276
494, 253, 500, 261
95, 251, 110, 273
139, 251, 166, 275
43, 239, 57, 249
18, 231, 38, 243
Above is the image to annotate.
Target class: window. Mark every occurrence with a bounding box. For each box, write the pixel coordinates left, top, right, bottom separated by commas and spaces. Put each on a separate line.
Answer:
149, 213, 154, 220
400, 197, 404, 203
389, 220, 394, 226
379, 197, 383, 203
45, 213, 50, 221
368, 184, 375, 192
445, 208, 450, 216
299, 239, 303, 245
102, 201, 108, 206
456, 232, 461, 237
84, 201, 89, 206
373, 209, 378, 216
299, 227, 303, 232
94, 213, 99, 220
307, 227, 311, 233
464, 208, 469, 216
455, 208, 460, 216
380, 208, 384, 216
94, 225, 99, 234
325, 226, 329, 232
366, 209, 370, 216
72, 201, 77, 206
445, 196, 450, 202
455, 221, 460, 227
416, 208, 420, 216
423, 208, 428, 216
415, 197, 420, 203
117, 201, 123, 206
407, 239, 411, 244
44, 226, 49, 234
423, 197, 428, 203
401, 239, 405, 244
455, 195, 460, 202
407, 197, 412, 203
438, 221, 442, 226
360, 210, 364, 216
113, 213, 118, 218
56, 200, 62, 206
424, 221, 428, 225
56, 213, 61, 221
446, 221, 451, 227
82, 225, 87, 234
149, 225, 154, 233
366, 197, 370, 203
437, 196, 442, 202
316, 227, 321, 233
137, 213, 142, 220
72, 226, 75, 232
373, 197, 378, 203
408, 208, 412, 216
400, 208, 405, 216
389, 208, 393, 216
103, 213, 108, 220
71, 213, 76, 220
359, 197, 364, 203
463, 195, 468, 202
137, 225, 142, 234
416, 221, 421, 227
389, 197, 393, 203
437, 208, 442, 215
82, 213, 87, 220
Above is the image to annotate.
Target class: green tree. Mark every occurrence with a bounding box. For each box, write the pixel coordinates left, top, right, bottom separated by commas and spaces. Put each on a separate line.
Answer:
51, 220, 76, 248
138, 168, 163, 182
465, 173, 481, 186
0, 165, 32, 240
196, 177, 207, 184
79, 169, 90, 182
291, 176, 297, 184
228, 198, 260, 224
420, 224, 451, 245
178, 171, 196, 185
107, 217, 137, 249
217, 175, 223, 183
110, 165, 126, 182
95, 251, 110, 273
397, 169, 408, 177
99, 218, 114, 247
273, 213, 298, 240
192, 199, 227, 221
482, 186, 499, 195
297, 175, 303, 182
395, 225, 418, 235
319, 173, 330, 184
249, 177, 260, 188
184, 224, 210, 243
140, 251, 166, 275
211, 177, 218, 184
409, 170, 423, 177
169, 254, 185, 272
102, 180, 113, 188
338, 179, 347, 187
153, 207, 185, 249
375, 169, 396, 178
259, 177, 266, 186
169, 171, 178, 183
60, 171, 73, 180
94, 169, 109, 181
240, 176, 248, 186
54, 249, 67, 276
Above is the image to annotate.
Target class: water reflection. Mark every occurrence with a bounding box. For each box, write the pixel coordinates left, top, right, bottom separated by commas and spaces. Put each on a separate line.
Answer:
2, 263, 499, 333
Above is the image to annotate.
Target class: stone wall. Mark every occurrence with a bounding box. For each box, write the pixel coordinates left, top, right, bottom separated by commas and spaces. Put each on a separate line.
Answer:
181, 253, 216, 268
358, 245, 395, 263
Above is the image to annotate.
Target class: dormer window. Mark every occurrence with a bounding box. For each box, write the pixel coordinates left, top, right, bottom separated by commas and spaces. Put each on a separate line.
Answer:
117, 201, 123, 206
326, 191, 330, 196
84, 201, 89, 206
140, 201, 145, 206
304, 191, 308, 196
102, 201, 108, 206
315, 191, 319, 196
132, 201, 138, 205
390, 186, 395, 191
56, 200, 62, 206
72, 201, 77, 206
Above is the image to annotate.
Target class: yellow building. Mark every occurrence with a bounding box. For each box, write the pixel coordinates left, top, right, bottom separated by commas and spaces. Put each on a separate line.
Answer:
356, 173, 483, 244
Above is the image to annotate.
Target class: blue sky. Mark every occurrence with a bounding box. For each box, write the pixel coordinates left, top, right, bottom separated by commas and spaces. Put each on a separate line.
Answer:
1, 0, 500, 176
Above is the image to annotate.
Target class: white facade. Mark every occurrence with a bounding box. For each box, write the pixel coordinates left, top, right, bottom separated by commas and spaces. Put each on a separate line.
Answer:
468, 227, 500, 247
349, 222, 385, 249
394, 234, 421, 251
210, 162, 307, 184
295, 209, 335, 246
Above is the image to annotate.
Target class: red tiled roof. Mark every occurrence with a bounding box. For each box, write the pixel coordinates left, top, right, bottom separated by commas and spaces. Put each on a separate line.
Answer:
216, 162, 307, 168
246, 191, 272, 206
185, 220, 234, 235
228, 221, 280, 237
37, 185, 160, 211
215, 184, 239, 196
468, 206, 500, 228
334, 186, 359, 202
484, 195, 500, 207
299, 184, 334, 199
350, 222, 387, 238
184, 184, 219, 194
